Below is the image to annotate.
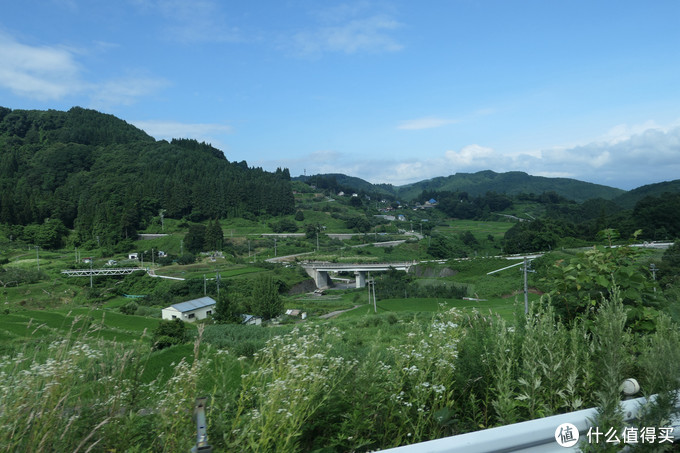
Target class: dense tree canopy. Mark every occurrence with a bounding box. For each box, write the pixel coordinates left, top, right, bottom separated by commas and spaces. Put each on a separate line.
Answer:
0, 107, 294, 248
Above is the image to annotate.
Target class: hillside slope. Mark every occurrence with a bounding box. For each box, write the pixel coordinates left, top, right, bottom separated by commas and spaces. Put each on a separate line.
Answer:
395, 170, 625, 202
295, 170, 626, 203
613, 179, 680, 209
0, 106, 294, 247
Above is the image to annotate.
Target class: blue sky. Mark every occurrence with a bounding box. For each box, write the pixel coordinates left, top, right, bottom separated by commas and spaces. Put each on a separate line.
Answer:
2, 0, 680, 190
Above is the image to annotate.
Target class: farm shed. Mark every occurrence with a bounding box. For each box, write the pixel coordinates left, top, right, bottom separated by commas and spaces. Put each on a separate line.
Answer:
242, 314, 262, 326
161, 296, 216, 322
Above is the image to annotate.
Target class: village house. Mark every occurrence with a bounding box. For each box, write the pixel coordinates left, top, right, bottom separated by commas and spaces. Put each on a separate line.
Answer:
161, 296, 216, 322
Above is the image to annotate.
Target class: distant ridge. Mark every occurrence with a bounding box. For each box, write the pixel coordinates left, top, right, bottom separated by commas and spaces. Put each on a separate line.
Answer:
296, 170, 626, 203
613, 179, 680, 209
395, 170, 625, 203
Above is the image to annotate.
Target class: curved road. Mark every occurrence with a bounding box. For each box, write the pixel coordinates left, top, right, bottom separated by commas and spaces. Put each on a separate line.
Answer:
319, 304, 362, 319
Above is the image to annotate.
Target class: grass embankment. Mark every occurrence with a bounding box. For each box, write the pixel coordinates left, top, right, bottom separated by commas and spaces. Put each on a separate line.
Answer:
337, 295, 534, 321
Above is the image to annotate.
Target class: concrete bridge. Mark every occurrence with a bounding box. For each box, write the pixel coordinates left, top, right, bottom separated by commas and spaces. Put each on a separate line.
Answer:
301, 261, 415, 289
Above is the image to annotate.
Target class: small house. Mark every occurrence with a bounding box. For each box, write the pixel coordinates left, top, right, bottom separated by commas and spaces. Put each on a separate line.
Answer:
161, 296, 216, 322
128, 253, 139, 260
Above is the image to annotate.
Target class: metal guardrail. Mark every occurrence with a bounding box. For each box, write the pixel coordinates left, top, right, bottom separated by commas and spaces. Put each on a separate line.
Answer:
379, 394, 680, 453
190, 397, 212, 453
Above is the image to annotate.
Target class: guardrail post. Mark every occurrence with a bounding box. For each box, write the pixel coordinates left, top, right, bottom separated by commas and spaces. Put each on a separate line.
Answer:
190, 397, 212, 453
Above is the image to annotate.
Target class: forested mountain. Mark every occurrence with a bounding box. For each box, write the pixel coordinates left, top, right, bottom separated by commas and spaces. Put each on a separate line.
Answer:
394, 170, 625, 202
294, 173, 396, 199
613, 180, 680, 209
296, 170, 626, 203
0, 107, 294, 248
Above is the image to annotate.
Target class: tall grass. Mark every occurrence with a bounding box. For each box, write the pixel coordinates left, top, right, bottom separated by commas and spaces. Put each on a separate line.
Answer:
225, 325, 355, 451
0, 313, 210, 452
3, 288, 680, 452
0, 314, 127, 451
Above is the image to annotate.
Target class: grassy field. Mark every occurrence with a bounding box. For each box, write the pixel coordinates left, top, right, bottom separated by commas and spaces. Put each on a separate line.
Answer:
0, 306, 165, 343
436, 220, 515, 238
154, 262, 266, 279
337, 294, 534, 321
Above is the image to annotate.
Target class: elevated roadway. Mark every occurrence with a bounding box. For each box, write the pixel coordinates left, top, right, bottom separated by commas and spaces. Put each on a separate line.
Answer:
301, 261, 415, 289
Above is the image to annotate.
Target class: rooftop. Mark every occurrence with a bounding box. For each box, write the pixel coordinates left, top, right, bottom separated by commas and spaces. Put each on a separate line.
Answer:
168, 296, 216, 313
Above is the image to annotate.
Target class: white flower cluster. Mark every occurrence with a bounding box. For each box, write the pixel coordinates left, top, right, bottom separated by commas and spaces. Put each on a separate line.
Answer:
231, 324, 357, 448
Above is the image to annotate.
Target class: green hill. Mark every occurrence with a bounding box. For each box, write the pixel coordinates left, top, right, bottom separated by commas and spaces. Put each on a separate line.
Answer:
394, 170, 625, 202
613, 179, 680, 209
295, 170, 625, 203
294, 173, 397, 199
0, 106, 295, 248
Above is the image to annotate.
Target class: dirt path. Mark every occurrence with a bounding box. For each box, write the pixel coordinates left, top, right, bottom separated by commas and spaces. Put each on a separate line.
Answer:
319, 304, 362, 319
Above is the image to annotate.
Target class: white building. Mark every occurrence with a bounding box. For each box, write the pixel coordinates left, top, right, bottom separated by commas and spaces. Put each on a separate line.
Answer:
161, 296, 216, 322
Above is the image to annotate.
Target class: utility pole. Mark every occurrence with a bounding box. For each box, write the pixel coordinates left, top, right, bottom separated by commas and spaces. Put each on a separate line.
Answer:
650, 263, 657, 293
522, 258, 535, 315
90, 257, 93, 288
204, 274, 207, 296
368, 278, 377, 313
35, 246, 39, 271
216, 272, 220, 296
180, 239, 184, 256
274, 237, 277, 257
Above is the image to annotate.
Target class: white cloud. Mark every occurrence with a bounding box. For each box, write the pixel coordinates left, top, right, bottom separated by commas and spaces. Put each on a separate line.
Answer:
256, 123, 680, 190
518, 125, 680, 188
131, 0, 240, 43
398, 117, 458, 130
289, 9, 402, 56
0, 33, 83, 100
89, 76, 169, 108
445, 144, 497, 167
0, 32, 168, 107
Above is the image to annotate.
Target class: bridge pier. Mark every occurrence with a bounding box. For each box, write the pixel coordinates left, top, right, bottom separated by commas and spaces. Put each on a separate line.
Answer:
315, 270, 332, 289
355, 271, 367, 288
304, 267, 332, 289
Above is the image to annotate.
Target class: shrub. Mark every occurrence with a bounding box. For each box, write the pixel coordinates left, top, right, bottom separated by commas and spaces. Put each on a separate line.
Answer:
151, 319, 187, 350
233, 341, 257, 358
177, 253, 195, 265
120, 301, 138, 315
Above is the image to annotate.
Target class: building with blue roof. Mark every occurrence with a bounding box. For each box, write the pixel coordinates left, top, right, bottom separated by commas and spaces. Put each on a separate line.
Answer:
161, 296, 216, 322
